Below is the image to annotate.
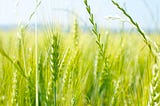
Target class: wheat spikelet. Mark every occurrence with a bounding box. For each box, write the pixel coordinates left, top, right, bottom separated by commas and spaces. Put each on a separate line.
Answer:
62, 50, 78, 93
50, 32, 60, 106
84, 0, 112, 105
110, 79, 121, 106
11, 69, 18, 106
149, 63, 160, 106
46, 76, 52, 104
73, 18, 79, 48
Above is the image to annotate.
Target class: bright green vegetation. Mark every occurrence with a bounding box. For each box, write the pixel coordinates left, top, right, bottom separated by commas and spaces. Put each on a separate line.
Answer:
0, 30, 160, 105
0, 0, 160, 105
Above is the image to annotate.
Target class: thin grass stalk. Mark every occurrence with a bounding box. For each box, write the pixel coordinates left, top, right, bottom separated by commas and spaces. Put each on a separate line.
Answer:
33, 0, 42, 105
111, 0, 158, 55
35, 0, 38, 105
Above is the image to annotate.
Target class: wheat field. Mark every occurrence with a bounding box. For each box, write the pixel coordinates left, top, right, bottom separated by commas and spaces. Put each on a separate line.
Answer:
0, 0, 160, 106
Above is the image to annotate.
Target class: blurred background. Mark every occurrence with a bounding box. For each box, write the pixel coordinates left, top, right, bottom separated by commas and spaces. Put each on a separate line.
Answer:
0, 0, 160, 32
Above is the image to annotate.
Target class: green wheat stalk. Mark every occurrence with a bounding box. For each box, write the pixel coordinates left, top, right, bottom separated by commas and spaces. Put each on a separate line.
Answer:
111, 0, 160, 105
84, 0, 112, 105
50, 32, 60, 106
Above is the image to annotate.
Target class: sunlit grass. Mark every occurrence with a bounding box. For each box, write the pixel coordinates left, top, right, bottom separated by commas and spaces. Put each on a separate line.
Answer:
0, 30, 159, 105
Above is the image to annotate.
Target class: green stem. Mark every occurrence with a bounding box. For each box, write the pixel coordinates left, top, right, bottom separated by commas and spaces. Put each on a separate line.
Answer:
54, 81, 56, 106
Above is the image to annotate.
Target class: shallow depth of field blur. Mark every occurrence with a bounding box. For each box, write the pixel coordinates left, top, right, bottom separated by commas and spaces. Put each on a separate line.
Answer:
0, 0, 160, 106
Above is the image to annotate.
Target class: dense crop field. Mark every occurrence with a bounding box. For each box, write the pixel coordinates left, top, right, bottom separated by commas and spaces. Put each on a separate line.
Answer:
0, 0, 160, 106
0, 30, 160, 105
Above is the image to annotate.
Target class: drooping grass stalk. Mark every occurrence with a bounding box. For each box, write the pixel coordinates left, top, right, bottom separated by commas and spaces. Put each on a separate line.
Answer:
50, 33, 60, 106
0, 49, 35, 96
0, 40, 35, 105
111, 0, 160, 105
0, 46, 27, 80
111, 0, 153, 52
